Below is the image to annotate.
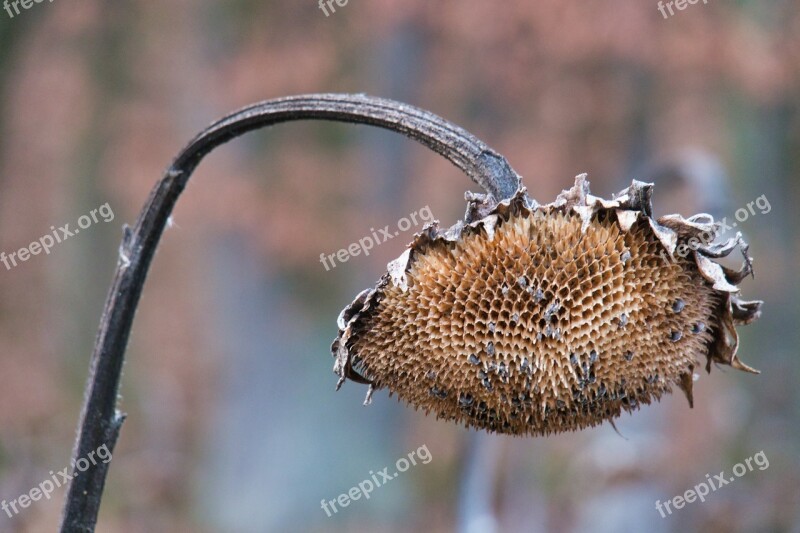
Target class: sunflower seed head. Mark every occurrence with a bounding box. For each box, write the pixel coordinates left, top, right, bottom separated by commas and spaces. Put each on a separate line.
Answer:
333, 175, 762, 436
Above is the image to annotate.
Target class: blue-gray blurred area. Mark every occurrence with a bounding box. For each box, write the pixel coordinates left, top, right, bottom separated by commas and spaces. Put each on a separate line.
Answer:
0, 1, 798, 532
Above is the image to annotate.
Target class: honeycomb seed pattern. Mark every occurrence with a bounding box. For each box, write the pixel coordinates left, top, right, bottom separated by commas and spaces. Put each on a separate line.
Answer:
346, 209, 720, 436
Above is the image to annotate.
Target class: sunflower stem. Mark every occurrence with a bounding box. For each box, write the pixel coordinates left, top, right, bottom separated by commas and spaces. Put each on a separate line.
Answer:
60, 93, 521, 532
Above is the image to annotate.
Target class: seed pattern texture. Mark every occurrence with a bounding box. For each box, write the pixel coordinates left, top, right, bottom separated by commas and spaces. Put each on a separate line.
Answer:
333, 176, 761, 436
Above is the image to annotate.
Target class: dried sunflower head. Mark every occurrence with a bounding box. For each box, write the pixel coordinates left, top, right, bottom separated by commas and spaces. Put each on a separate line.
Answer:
332, 175, 762, 436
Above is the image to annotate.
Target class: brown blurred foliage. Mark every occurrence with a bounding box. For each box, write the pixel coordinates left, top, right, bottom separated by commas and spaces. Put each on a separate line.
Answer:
0, 1, 798, 531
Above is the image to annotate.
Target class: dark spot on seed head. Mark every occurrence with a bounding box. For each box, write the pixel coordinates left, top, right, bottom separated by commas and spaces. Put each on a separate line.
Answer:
426, 371, 436, 380
673, 299, 685, 313
498, 362, 507, 376
545, 301, 561, 321
618, 314, 628, 328
624, 351, 634, 361
486, 341, 495, 356
430, 386, 447, 399
517, 276, 528, 289
468, 353, 480, 365
693, 322, 706, 334
589, 350, 598, 363
671, 330, 683, 342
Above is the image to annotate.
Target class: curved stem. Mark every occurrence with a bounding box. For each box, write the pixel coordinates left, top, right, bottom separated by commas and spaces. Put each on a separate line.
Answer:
172, 93, 521, 199
59, 93, 521, 532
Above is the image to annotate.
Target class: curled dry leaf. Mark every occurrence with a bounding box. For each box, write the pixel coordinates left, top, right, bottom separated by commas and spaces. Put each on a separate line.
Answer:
332, 174, 762, 436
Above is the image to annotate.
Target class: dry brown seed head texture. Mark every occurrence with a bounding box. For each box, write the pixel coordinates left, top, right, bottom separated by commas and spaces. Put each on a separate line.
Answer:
332, 175, 762, 436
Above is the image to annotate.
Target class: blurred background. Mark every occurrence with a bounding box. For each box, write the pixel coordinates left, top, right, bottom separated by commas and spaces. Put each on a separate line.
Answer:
0, 1, 798, 531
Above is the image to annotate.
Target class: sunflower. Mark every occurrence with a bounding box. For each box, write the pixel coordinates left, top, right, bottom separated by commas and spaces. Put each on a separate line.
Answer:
333, 174, 761, 436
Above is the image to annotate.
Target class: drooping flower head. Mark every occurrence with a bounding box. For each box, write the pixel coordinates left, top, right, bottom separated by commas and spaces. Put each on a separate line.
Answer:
333, 175, 761, 436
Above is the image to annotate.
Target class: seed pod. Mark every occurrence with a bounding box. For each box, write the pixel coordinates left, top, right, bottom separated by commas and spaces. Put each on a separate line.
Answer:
332, 175, 762, 436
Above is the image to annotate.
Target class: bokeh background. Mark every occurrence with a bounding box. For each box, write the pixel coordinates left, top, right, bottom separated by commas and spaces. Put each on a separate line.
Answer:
1, 1, 798, 532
